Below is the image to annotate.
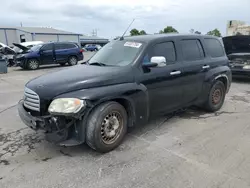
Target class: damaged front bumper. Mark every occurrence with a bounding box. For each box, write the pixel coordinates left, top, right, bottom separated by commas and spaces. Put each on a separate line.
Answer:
18, 100, 86, 146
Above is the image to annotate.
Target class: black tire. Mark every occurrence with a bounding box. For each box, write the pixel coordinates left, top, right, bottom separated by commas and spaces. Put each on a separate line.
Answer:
68, 56, 78, 66
204, 80, 226, 112
86, 101, 128, 153
26, 59, 39, 70
60, 63, 66, 66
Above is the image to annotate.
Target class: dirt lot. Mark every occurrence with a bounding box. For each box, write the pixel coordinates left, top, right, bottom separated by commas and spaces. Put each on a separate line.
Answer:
1, 53, 250, 188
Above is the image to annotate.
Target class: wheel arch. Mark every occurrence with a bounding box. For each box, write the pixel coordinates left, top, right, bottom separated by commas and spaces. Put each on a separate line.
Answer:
90, 97, 136, 128
214, 74, 230, 93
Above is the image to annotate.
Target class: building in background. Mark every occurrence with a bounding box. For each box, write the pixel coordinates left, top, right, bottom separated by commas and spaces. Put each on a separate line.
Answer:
0, 27, 82, 47
80, 35, 109, 47
226, 20, 250, 36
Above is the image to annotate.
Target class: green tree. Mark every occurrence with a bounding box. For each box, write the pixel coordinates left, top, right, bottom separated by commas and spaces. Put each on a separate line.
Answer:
206, 29, 221, 37
130, 29, 140, 36
159, 26, 178, 34
139, 30, 147, 35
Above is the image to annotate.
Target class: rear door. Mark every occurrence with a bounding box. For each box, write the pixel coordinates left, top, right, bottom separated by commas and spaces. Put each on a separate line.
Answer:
55, 43, 77, 63
178, 38, 207, 104
40, 43, 55, 64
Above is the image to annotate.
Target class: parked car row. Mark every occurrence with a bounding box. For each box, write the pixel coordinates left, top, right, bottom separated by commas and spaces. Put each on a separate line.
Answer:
15, 42, 84, 70
0, 41, 84, 69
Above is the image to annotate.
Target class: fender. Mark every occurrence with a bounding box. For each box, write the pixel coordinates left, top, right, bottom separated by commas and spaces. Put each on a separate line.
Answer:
196, 66, 232, 104
56, 82, 149, 126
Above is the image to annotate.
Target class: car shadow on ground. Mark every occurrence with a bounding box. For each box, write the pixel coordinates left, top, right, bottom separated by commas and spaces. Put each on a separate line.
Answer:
1, 107, 219, 163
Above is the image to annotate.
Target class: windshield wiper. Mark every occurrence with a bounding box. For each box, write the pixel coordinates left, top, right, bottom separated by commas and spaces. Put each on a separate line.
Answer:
88, 62, 107, 66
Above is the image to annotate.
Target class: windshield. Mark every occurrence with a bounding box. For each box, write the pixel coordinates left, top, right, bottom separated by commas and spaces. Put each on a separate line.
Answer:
88, 40, 144, 66
30, 44, 43, 51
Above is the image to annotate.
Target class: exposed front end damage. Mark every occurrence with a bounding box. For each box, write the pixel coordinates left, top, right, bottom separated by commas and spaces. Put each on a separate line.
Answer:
18, 100, 88, 146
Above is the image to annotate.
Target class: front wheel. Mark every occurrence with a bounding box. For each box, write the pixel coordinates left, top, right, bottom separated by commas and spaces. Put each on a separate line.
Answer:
204, 80, 226, 112
27, 59, 39, 70
86, 102, 128, 153
68, 56, 78, 66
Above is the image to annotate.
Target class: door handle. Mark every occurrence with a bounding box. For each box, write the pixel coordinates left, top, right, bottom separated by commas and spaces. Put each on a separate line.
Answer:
202, 65, 210, 69
170, 70, 181, 75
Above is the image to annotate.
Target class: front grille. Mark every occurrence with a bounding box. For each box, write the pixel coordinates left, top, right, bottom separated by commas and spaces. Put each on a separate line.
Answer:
23, 87, 40, 112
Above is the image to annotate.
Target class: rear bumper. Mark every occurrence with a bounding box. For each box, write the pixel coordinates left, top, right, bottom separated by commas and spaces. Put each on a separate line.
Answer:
78, 54, 84, 61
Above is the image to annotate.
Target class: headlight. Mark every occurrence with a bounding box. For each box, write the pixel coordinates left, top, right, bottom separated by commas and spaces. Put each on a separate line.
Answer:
48, 98, 86, 114
243, 65, 250, 69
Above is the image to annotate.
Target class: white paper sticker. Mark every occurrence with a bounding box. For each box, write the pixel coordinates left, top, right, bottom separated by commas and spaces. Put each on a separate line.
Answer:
124, 42, 142, 48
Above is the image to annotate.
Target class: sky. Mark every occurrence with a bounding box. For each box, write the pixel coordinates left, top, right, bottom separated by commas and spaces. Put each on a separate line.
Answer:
2, 0, 250, 38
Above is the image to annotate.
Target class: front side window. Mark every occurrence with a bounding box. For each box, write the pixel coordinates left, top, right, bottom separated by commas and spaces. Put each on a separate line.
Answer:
143, 41, 176, 65
88, 40, 144, 66
181, 39, 204, 61
41, 43, 53, 51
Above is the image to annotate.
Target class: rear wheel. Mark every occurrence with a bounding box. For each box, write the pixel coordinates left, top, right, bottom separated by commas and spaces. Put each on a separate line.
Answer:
68, 56, 78, 66
204, 80, 226, 112
86, 102, 128, 153
27, 59, 39, 70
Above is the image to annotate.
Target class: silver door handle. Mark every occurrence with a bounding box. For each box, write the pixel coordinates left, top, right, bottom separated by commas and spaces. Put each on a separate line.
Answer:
170, 70, 181, 75
202, 65, 210, 69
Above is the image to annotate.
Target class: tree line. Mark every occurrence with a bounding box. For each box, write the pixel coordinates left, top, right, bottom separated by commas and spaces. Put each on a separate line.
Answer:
130, 26, 222, 37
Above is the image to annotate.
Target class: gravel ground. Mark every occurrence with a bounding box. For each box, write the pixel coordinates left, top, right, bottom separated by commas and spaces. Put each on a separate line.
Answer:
1, 54, 250, 188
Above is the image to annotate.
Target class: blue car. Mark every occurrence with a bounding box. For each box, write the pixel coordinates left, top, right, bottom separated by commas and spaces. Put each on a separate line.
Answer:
85, 44, 99, 52
15, 42, 84, 70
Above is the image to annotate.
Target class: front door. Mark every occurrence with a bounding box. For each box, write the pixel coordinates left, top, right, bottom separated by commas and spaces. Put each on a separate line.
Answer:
138, 41, 185, 115
40, 43, 55, 64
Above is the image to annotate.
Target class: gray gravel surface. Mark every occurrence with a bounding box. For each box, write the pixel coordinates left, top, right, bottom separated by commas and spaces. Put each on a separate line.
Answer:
1, 55, 250, 188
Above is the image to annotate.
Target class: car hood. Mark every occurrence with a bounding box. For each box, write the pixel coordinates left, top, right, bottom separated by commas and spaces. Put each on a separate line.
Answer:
26, 65, 134, 99
223, 36, 250, 55
13, 43, 29, 51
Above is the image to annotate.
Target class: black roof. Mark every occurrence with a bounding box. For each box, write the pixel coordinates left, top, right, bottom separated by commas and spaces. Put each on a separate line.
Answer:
121, 33, 218, 43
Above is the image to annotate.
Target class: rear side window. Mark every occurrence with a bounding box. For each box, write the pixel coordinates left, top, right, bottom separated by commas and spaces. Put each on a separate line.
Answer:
41, 43, 53, 51
181, 39, 205, 61
205, 38, 225, 57
152, 42, 176, 62
55, 43, 76, 50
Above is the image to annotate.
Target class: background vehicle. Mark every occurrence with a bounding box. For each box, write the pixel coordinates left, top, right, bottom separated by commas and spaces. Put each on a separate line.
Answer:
15, 42, 84, 70
13, 41, 44, 54
18, 34, 231, 153
85, 44, 99, 51
223, 35, 250, 78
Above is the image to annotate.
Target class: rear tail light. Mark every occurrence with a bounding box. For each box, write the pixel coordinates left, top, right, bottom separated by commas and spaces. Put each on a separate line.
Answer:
80, 49, 84, 53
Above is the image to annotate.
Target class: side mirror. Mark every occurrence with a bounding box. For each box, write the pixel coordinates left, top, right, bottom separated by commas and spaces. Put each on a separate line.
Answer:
150, 56, 166, 67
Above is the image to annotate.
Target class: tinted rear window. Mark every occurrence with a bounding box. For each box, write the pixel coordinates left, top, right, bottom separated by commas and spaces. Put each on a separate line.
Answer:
55, 43, 77, 50
181, 39, 204, 61
205, 38, 225, 57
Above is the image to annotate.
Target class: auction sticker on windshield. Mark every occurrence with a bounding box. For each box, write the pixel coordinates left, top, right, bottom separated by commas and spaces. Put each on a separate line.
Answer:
124, 42, 142, 48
